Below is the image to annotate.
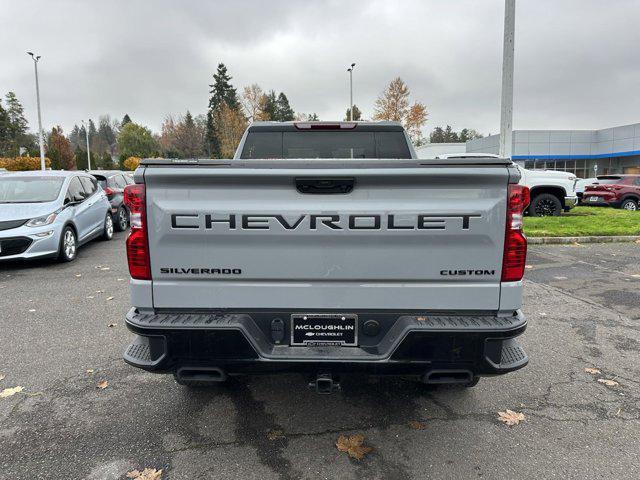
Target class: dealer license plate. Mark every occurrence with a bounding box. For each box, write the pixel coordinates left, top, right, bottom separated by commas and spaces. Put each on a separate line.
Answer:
589, 196, 600, 202
290, 314, 358, 346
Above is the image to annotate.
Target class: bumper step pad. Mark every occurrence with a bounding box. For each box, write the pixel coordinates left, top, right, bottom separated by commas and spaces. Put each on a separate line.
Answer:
123, 335, 165, 368
485, 337, 528, 372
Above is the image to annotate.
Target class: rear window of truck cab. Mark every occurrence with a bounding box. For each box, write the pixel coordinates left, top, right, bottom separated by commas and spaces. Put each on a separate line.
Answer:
240, 129, 411, 159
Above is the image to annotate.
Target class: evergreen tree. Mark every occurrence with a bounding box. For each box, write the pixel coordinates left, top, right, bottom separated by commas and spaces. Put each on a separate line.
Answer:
260, 91, 278, 121
5, 92, 28, 138
95, 151, 114, 170
207, 63, 239, 112
275, 92, 294, 121
121, 114, 132, 126
344, 105, 362, 121
77, 124, 88, 150
3, 92, 30, 155
74, 145, 88, 170
206, 63, 240, 157
69, 124, 82, 151
0, 100, 11, 155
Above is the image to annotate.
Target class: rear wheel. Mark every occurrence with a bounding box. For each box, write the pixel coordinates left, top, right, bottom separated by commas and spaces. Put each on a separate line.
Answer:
114, 206, 129, 231
529, 193, 562, 217
621, 199, 638, 211
101, 213, 114, 240
58, 227, 77, 262
465, 376, 481, 388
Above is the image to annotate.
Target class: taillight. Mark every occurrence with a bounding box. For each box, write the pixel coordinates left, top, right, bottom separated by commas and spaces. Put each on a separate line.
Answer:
502, 184, 530, 282
124, 184, 150, 280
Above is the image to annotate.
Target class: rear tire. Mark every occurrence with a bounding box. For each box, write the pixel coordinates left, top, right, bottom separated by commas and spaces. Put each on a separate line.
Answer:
620, 199, 638, 211
114, 206, 129, 231
101, 213, 114, 240
529, 193, 562, 217
465, 376, 481, 388
58, 226, 77, 262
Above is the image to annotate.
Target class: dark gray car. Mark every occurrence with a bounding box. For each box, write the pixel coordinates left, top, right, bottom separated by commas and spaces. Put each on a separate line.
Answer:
87, 170, 133, 231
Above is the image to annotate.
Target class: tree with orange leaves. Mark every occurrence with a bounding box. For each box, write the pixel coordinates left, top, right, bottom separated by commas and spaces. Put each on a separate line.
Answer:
373, 77, 428, 146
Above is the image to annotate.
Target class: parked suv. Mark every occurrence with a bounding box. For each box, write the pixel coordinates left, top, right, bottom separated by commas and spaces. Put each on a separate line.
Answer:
88, 170, 134, 231
0, 171, 113, 262
583, 175, 640, 210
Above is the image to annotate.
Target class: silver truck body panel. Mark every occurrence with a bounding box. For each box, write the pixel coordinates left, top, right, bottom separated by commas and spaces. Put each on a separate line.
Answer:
137, 160, 516, 311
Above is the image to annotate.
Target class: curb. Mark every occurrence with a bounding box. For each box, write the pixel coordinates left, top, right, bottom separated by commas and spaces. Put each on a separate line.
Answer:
528, 235, 640, 244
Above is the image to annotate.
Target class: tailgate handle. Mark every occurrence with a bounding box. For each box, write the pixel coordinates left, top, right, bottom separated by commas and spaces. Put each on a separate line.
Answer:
296, 178, 355, 194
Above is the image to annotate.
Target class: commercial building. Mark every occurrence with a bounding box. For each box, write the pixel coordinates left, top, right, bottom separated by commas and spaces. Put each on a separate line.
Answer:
466, 122, 640, 178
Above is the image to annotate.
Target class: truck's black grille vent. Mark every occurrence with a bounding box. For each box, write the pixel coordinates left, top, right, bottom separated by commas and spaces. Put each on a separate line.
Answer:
0, 237, 32, 257
0, 219, 28, 231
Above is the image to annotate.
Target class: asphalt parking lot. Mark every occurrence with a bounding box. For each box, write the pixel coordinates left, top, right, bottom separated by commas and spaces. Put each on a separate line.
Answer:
1, 235, 639, 480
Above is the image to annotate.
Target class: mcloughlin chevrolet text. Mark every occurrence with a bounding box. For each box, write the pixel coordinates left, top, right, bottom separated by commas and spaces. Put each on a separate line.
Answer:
122, 121, 530, 393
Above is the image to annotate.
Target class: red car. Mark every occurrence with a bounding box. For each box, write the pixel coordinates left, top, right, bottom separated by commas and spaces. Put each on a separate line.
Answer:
583, 175, 640, 211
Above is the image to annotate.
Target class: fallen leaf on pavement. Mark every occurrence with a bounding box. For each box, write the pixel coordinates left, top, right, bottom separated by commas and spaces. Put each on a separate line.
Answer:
28, 309, 36, 313
107, 323, 117, 328
497, 410, 525, 426
0, 386, 25, 398
336, 434, 374, 460
106, 296, 114, 301
635, 239, 640, 244
0, 374, 5, 381
126, 469, 163, 480
117, 278, 125, 281
75, 274, 82, 278
100, 267, 110, 271
408, 420, 426, 430
97, 380, 109, 389
86, 369, 95, 374
584, 367, 601, 375
267, 429, 284, 440
597, 378, 618, 387
86, 296, 94, 299
572, 242, 582, 246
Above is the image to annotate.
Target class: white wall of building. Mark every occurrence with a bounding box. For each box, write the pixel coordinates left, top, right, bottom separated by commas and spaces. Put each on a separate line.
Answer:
415, 143, 466, 159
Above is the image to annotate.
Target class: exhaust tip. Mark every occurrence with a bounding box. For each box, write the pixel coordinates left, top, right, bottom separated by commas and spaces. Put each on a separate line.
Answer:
176, 367, 227, 383
423, 370, 473, 385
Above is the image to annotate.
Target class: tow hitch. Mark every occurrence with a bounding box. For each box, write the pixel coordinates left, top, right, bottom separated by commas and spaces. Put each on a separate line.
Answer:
309, 373, 341, 394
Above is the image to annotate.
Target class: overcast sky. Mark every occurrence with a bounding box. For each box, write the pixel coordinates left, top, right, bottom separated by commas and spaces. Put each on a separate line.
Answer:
1, 0, 639, 137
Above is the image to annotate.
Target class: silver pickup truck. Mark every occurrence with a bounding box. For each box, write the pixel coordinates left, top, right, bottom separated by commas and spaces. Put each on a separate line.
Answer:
123, 121, 530, 393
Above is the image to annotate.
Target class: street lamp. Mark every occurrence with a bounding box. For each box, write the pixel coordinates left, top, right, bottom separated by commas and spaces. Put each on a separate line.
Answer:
347, 63, 356, 121
27, 52, 46, 170
81, 120, 92, 170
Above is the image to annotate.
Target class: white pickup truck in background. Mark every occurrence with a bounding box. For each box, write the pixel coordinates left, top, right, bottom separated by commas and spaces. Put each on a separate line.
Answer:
437, 153, 577, 216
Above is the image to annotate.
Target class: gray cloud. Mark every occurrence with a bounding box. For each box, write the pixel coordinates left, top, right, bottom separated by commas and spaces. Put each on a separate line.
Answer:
1, 0, 638, 137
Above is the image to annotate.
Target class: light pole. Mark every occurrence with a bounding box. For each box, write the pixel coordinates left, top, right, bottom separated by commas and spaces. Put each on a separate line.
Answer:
82, 120, 91, 170
347, 63, 356, 121
499, 0, 515, 159
27, 52, 46, 170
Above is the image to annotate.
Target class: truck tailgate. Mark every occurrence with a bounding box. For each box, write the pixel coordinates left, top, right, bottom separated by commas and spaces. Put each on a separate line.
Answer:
142, 161, 510, 311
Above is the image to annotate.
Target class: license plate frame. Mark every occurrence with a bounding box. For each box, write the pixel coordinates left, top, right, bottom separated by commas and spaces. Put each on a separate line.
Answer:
290, 313, 358, 346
